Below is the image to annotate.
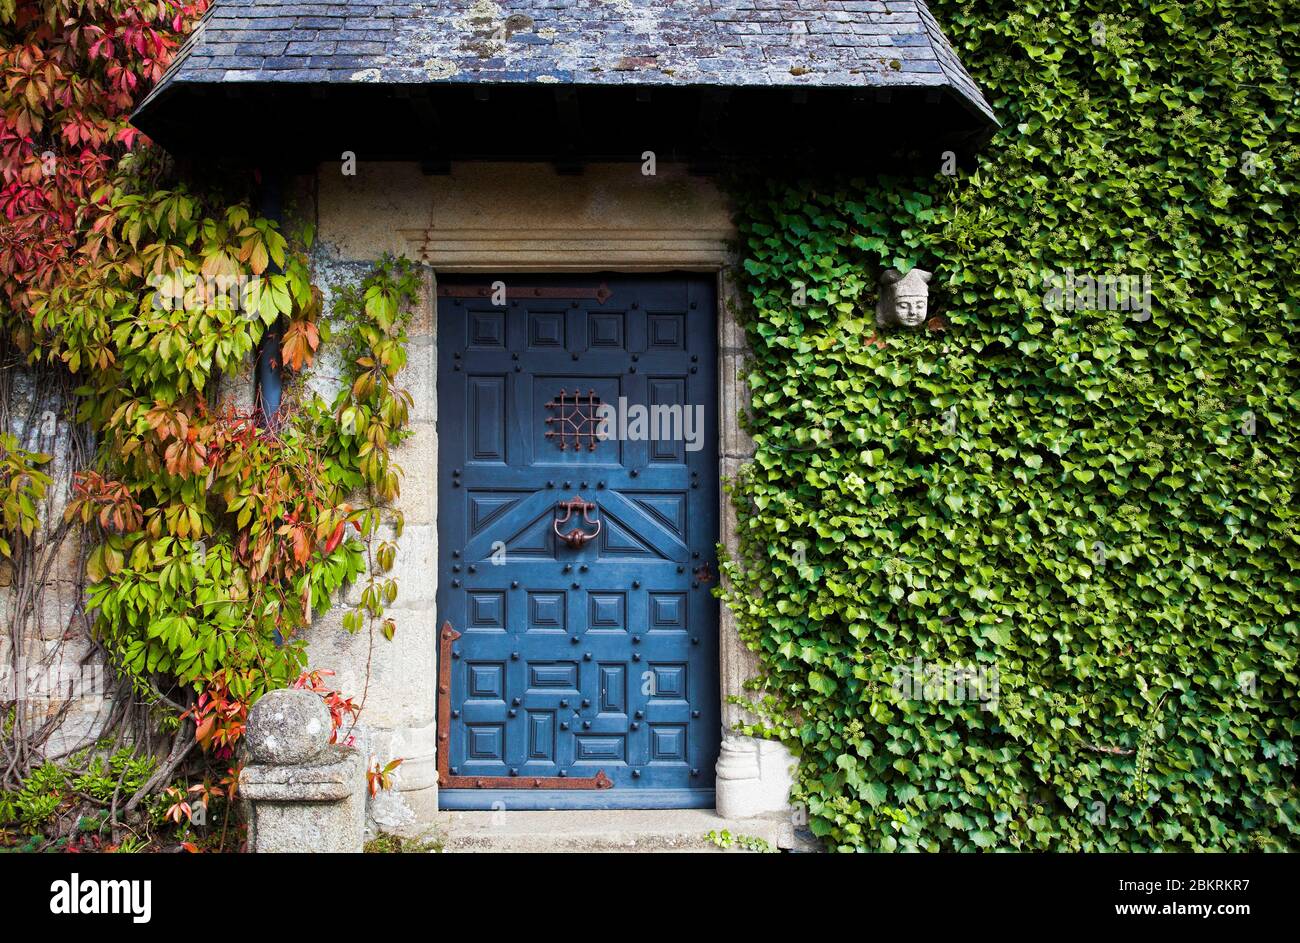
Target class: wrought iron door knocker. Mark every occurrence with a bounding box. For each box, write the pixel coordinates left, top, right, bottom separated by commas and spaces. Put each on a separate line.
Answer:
553, 495, 601, 549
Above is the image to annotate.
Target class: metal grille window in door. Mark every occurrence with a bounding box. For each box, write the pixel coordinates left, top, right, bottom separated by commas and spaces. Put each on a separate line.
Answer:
435, 274, 720, 810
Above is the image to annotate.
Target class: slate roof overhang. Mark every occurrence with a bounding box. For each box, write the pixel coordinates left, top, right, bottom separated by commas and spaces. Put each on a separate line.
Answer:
132, 0, 998, 169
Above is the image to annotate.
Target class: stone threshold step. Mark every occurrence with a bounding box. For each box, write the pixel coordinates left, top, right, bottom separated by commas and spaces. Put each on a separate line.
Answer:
425, 809, 813, 853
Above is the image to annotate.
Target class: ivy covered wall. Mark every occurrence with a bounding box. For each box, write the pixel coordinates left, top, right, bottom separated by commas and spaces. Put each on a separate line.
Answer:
724, 0, 1298, 850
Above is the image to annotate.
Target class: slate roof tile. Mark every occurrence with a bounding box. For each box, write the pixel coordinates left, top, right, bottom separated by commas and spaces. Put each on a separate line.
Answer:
139, 0, 993, 123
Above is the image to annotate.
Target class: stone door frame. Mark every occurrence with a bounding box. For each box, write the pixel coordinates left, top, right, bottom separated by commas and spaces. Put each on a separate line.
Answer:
406, 211, 794, 818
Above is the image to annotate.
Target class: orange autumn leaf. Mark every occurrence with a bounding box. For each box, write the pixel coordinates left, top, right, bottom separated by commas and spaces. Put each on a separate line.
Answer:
164, 437, 206, 477
281, 317, 320, 371
291, 524, 312, 566
194, 713, 215, 746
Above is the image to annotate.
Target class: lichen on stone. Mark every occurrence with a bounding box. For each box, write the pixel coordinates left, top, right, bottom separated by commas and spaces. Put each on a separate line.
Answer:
453, 1, 537, 60
422, 58, 459, 79
453, 0, 504, 30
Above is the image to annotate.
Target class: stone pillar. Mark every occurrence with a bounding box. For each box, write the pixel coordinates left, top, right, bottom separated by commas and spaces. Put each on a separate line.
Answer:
302, 258, 440, 834
240, 689, 366, 853
714, 267, 797, 819
355, 262, 440, 830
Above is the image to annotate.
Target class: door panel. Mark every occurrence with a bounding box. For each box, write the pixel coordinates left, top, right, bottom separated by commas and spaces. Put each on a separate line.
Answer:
437, 274, 720, 810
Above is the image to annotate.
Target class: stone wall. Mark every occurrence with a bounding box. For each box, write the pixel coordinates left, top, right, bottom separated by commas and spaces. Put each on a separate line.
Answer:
0, 368, 111, 763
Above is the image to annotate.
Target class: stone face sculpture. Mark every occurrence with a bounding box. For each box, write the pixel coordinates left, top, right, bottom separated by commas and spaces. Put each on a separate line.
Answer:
875, 267, 932, 329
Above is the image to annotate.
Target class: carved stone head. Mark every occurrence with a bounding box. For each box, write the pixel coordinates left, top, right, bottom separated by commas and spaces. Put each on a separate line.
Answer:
875, 267, 932, 329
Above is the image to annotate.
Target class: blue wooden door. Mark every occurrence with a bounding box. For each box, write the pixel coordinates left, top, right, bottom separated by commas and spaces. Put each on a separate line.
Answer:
436, 274, 720, 810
